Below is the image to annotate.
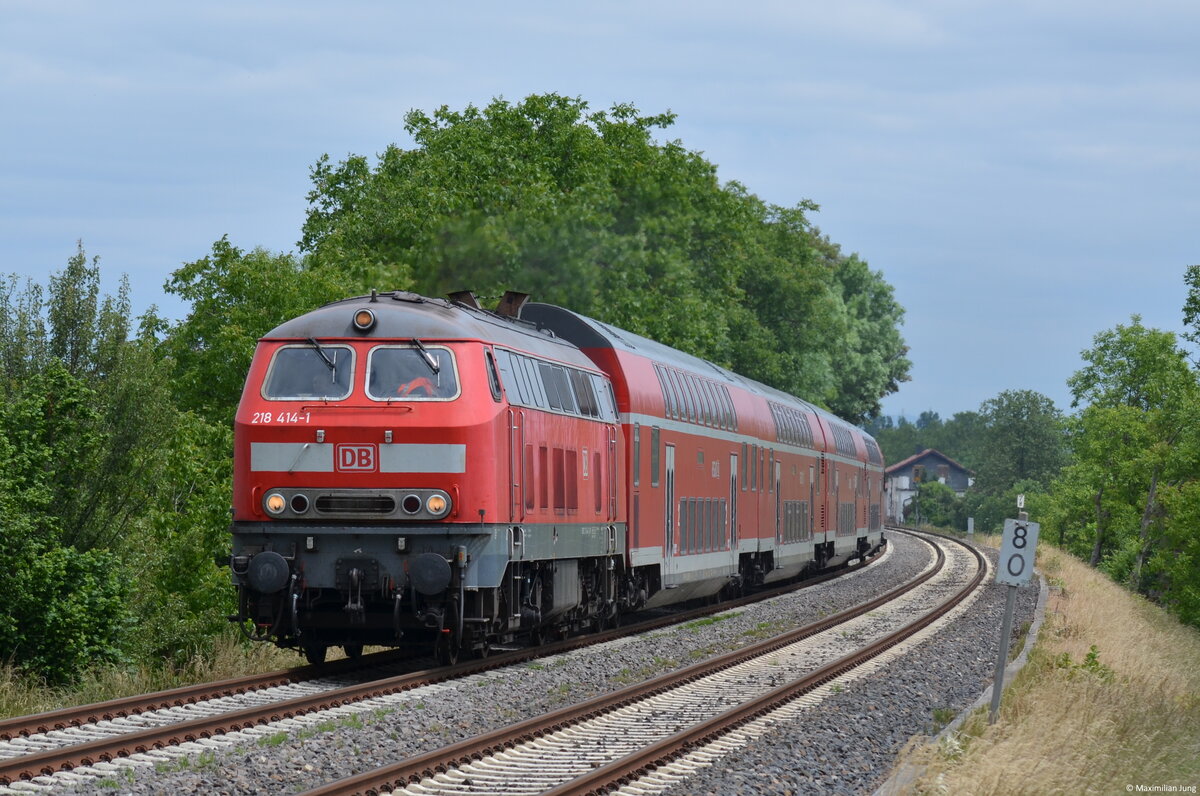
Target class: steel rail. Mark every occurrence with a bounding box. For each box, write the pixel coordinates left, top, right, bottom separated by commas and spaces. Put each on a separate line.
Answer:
0, 545, 884, 786
294, 531, 942, 796
547, 532, 985, 796
0, 652, 409, 741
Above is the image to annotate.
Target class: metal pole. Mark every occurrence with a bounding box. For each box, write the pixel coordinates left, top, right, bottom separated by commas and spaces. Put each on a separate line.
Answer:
989, 583, 1018, 724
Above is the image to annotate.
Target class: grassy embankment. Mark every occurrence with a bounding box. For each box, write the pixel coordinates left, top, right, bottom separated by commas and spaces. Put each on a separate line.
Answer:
0, 636, 299, 720
896, 540, 1200, 794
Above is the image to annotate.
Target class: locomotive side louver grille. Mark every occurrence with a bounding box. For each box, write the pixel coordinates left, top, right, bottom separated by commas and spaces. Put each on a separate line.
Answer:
315, 495, 397, 514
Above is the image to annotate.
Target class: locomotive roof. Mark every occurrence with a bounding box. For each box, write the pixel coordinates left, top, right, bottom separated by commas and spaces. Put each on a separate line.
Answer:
521, 302, 869, 439
261, 291, 597, 367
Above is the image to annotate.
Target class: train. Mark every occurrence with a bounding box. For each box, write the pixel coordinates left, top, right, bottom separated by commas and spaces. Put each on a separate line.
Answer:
228, 290, 887, 664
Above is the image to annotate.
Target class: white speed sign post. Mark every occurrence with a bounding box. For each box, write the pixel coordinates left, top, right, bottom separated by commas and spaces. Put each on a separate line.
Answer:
989, 515, 1040, 723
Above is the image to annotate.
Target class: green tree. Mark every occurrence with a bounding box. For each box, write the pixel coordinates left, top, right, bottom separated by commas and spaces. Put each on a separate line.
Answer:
975, 389, 1067, 493
827, 252, 911, 420
0, 248, 175, 552
0, 364, 131, 683
125, 413, 236, 664
1060, 317, 1200, 583
0, 246, 243, 681
913, 480, 960, 528
300, 93, 909, 422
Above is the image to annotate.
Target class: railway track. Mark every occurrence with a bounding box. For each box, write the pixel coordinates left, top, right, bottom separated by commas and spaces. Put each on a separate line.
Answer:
296, 530, 982, 796
0, 543, 886, 791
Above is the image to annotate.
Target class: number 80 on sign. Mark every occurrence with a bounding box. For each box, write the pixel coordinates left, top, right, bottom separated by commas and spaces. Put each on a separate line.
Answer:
996, 519, 1040, 586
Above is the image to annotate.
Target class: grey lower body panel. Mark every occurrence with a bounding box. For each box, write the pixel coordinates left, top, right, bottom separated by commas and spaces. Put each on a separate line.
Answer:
231, 520, 625, 592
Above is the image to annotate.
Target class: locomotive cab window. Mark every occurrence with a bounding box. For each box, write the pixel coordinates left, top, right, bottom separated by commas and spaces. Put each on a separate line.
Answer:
366, 345, 460, 400
262, 344, 355, 401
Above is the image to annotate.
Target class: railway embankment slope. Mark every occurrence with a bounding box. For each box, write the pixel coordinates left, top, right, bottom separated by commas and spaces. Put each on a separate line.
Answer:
892, 541, 1200, 794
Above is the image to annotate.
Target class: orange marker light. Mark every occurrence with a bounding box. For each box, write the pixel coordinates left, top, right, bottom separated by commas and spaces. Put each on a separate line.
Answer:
352, 309, 376, 331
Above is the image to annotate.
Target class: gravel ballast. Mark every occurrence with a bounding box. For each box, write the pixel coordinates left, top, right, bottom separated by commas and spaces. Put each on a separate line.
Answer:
46, 532, 1037, 796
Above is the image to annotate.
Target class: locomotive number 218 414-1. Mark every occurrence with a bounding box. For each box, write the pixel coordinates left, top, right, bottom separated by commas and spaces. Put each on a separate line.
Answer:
251, 411, 311, 424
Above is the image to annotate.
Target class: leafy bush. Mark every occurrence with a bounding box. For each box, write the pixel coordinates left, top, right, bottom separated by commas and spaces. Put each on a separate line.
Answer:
2, 545, 128, 684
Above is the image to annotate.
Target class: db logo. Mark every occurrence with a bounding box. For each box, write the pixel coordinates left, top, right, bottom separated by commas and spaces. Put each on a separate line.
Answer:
336, 444, 377, 472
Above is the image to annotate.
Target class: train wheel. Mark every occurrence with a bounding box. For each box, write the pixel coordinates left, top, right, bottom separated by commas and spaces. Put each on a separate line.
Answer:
434, 598, 461, 666
343, 643, 363, 660
434, 629, 460, 665
303, 642, 327, 665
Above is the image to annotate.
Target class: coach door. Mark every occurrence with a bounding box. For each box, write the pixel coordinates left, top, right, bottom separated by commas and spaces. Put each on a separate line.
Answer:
664, 444, 677, 575
728, 453, 738, 549
774, 460, 782, 542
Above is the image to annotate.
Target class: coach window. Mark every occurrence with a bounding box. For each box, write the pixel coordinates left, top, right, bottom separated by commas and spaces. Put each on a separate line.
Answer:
700, 380, 717, 426
694, 380, 707, 425
679, 372, 696, 423
669, 370, 686, 420
633, 424, 641, 487
651, 427, 661, 488
666, 370, 686, 421
741, 443, 748, 491
655, 366, 674, 419
686, 374, 700, 422
751, 445, 758, 492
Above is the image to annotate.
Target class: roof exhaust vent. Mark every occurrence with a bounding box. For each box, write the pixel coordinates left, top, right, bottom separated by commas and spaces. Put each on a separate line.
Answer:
447, 290, 481, 309
495, 291, 530, 318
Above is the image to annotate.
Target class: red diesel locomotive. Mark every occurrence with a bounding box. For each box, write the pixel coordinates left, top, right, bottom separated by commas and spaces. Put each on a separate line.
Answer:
229, 290, 886, 664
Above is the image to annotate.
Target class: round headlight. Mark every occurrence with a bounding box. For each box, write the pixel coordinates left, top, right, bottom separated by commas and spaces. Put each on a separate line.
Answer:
426, 494, 449, 515
401, 494, 422, 514
352, 309, 376, 331
290, 494, 310, 514
265, 492, 286, 515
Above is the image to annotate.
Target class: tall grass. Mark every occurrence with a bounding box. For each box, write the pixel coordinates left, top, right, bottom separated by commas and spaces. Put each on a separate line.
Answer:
899, 545, 1200, 794
1, 634, 299, 720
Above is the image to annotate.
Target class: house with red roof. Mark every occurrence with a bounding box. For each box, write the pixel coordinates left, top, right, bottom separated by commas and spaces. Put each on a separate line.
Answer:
884, 448, 974, 523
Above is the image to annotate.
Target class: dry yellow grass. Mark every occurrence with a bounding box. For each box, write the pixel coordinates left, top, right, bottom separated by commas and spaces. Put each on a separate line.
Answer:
897, 544, 1200, 795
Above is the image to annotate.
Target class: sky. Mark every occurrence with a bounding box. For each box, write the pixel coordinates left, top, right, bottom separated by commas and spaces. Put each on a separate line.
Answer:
3, 1, 1197, 420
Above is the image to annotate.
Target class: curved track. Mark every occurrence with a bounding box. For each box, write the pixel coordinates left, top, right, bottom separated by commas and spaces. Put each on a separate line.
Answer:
296, 529, 983, 796
0, 547, 884, 789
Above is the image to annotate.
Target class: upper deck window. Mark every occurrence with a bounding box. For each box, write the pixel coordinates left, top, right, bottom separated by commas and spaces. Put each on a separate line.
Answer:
262, 344, 355, 401
366, 346, 460, 401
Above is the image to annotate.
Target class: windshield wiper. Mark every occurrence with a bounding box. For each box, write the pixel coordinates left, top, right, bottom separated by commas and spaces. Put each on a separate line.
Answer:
307, 337, 337, 372
412, 338, 441, 375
